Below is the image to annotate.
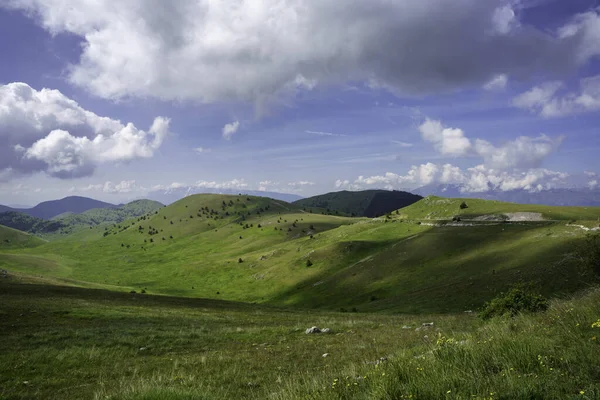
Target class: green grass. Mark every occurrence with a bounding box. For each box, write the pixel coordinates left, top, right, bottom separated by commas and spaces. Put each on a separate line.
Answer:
1, 194, 597, 313
1, 277, 599, 399
397, 196, 600, 221
0, 225, 45, 250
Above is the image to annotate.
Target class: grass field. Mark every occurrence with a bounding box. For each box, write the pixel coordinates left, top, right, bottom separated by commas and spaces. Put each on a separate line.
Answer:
1, 194, 598, 313
0, 225, 45, 250
1, 277, 599, 400
397, 196, 600, 221
1, 194, 600, 399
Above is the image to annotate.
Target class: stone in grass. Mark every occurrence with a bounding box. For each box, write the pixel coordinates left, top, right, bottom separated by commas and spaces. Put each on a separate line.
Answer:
305, 326, 331, 334
322, 353, 330, 358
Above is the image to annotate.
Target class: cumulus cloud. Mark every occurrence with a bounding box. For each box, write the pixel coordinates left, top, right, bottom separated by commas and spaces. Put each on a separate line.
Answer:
196, 178, 248, 190
103, 180, 139, 194
491, 5, 518, 35
513, 75, 600, 117
222, 121, 240, 140
288, 181, 315, 187
419, 118, 562, 169
0, 82, 169, 180
337, 163, 570, 193
4, 0, 598, 104
419, 119, 472, 156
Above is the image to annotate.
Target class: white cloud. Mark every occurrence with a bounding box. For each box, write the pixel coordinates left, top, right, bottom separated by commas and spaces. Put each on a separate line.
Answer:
222, 121, 240, 140
419, 119, 472, 157
193, 147, 209, 154
589, 180, 598, 189
483, 74, 508, 91
195, 179, 248, 190
103, 180, 139, 194
337, 163, 570, 193
512, 81, 563, 112
419, 118, 562, 169
288, 181, 315, 187
513, 75, 600, 117
491, 5, 517, 35
4, 1, 598, 104
473, 134, 562, 169
0, 82, 169, 180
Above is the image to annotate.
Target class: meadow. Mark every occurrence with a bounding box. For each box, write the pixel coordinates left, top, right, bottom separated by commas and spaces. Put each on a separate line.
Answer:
1, 194, 600, 399
1, 277, 600, 399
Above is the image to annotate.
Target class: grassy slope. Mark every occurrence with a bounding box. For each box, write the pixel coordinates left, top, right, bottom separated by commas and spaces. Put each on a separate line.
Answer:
0, 225, 44, 250
398, 196, 600, 221
293, 190, 422, 217
0, 194, 598, 313
1, 278, 599, 400
47, 199, 165, 237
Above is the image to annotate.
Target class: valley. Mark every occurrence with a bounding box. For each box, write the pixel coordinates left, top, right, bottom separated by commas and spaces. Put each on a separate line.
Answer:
1, 193, 599, 399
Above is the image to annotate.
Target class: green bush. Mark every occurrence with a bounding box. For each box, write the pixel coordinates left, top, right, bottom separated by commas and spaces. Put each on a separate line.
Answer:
479, 286, 548, 320
577, 232, 600, 279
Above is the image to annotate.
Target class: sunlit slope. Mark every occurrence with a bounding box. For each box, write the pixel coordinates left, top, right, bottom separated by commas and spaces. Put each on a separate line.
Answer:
397, 196, 600, 221
1, 195, 596, 312
0, 225, 44, 250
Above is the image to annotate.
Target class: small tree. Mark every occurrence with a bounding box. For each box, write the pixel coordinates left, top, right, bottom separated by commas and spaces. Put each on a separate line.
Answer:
306, 259, 313, 267
459, 201, 468, 209
238, 258, 243, 263
479, 285, 548, 320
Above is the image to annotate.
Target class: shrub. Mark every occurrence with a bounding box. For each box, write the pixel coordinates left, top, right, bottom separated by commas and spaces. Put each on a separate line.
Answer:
577, 232, 600, 278
459, 201, 468, 209
479, 286, 548, 320
306, 259, 313, 267
238, 258, 243, 263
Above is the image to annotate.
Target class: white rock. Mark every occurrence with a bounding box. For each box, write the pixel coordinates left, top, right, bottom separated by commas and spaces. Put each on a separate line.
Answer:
322, 353, 329, 358
305, 326, 321, 334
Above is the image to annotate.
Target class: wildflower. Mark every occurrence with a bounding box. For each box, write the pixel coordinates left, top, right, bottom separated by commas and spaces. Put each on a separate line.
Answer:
580, 390, 585, 395
592, 319, 600, 328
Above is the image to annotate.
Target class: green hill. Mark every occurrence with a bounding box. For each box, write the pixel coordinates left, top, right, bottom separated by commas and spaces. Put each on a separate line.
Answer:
293, 190, 422, 217
52, 199, 164, 234
0, 211, 66, 235
0, 200, 164, 238
0, 225, 44, 250
1, 194, 598, 313
396, 196, 600, 222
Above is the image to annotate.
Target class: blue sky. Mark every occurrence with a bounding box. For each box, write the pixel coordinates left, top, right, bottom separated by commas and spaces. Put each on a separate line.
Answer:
0, 0, 599, 205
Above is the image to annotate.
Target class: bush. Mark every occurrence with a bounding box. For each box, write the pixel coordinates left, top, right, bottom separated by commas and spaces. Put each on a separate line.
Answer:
577, 232, 600, 278
459, 201, 468, 209
306, 259, 313, 267
479, 286, 548, 320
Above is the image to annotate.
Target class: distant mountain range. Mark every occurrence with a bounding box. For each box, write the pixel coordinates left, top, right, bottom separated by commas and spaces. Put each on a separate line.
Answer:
293, 190, 423, 217
146, 186, 303, 205
0, 199, 163, 235
413, 184, 600, 207
0, 196, 116, 220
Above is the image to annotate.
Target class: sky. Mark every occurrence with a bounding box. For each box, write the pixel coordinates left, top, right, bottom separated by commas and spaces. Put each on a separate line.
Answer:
1, 0, 600, 206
